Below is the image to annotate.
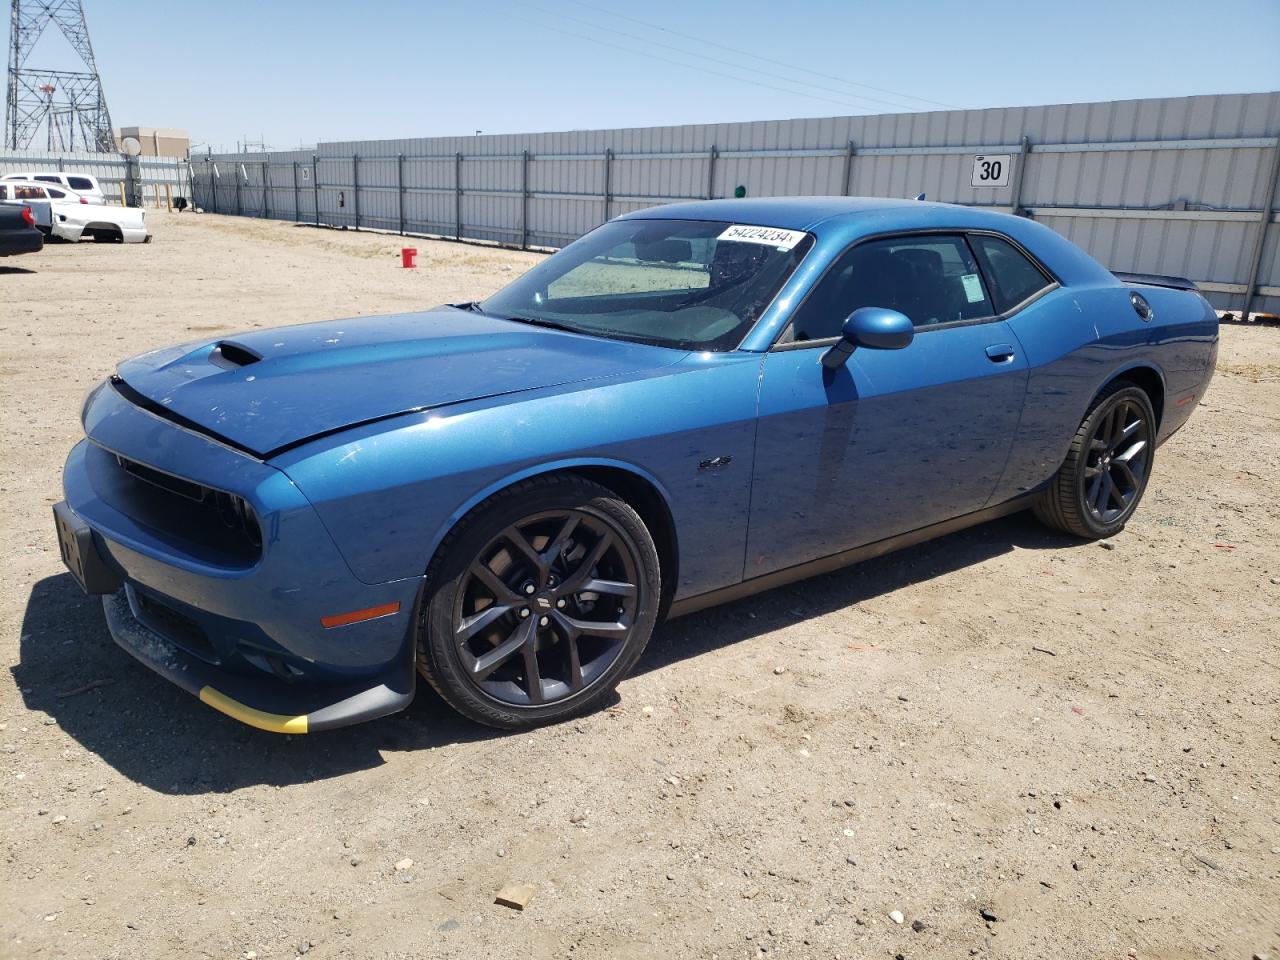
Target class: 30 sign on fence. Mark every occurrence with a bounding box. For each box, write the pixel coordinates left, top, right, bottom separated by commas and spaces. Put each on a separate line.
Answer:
971, 154, 1011, 187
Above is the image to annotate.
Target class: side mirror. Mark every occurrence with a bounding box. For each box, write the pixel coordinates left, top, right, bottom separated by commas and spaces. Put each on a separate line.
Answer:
821, 307, 914, 370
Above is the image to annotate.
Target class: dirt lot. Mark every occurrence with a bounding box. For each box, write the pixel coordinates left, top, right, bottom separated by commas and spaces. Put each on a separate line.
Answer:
2, 213, 1277, 960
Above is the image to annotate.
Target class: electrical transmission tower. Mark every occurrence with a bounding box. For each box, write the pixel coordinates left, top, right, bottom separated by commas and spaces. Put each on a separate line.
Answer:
6, 0, 115, 151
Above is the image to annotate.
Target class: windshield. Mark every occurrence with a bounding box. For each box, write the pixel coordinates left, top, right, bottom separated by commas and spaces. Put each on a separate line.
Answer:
480, 219, 813, 351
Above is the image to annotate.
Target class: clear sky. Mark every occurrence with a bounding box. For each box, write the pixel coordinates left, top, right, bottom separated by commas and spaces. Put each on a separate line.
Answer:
9, 0, 1280, 152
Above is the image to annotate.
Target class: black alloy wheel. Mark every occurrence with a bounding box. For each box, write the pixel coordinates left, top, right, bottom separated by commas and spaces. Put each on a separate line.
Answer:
1033, 382, 1157, 539
1081, 396, 1151, 525
455, 509, 639, 706
419, 474, 660, 728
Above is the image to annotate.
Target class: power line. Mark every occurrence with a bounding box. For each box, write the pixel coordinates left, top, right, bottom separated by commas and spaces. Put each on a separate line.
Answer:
529, 3, 930, 114
504, 11, 881, 114
564, 0, 957, 110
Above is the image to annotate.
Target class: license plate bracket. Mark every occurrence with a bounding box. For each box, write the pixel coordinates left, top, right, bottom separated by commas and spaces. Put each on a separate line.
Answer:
52, 501, 122, 595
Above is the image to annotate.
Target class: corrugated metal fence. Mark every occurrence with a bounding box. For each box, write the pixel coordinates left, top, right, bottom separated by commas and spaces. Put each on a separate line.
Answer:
0, 148, 189, 207
194, 92, 1280, 316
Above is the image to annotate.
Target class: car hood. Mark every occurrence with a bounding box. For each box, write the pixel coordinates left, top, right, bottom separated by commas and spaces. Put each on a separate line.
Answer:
114, 308, 686, 456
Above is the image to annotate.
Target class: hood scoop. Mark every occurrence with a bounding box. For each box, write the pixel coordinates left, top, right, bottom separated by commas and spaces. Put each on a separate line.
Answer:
209, 340, 262, 369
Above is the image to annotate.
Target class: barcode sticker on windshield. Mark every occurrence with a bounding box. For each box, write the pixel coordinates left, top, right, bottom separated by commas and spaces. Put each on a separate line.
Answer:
718, 224, 806, 250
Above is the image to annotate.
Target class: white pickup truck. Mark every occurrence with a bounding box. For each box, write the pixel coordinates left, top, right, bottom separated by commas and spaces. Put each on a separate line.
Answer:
1, 170, 106, 201
0, 180, 149, 243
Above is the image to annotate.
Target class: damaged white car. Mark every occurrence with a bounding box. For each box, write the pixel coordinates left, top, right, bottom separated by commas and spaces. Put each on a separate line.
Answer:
0, 180, 149, 243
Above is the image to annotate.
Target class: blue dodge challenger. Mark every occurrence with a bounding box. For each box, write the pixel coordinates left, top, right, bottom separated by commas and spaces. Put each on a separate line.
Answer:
54, 198, 1218, 732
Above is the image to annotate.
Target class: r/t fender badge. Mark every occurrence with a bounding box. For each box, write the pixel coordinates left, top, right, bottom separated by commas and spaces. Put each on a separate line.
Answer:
698, 455, 733, 471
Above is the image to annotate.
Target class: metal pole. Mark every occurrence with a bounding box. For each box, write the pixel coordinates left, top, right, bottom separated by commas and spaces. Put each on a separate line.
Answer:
521, 150, 530, 250
397, 153, 405, 235
1240, 138, 1280, 321
352, 153, 360, 229
706, 145, 718, 200
292, 161, 299, 222
313, 155, 320, 227
125, 156, 142, 208
262, 159, 269, 219
210, 161, 217, 212
841, 140, 855, 196
1009, 135, 1032, 216
455, 151, 463, 240
235, 165, 242, 215
602, 148, 612, 224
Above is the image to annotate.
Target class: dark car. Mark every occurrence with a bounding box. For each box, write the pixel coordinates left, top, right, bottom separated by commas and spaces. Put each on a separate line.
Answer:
0, 204, 43, 257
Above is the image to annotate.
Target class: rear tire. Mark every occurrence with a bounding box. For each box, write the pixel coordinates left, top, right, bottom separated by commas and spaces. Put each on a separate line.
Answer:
1029, 381, 1162, 542
1033, 381, 1156, 539
417, 474, 661, 729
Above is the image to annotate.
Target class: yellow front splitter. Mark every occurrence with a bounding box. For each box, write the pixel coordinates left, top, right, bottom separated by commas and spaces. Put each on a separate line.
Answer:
198, 685, 309, 734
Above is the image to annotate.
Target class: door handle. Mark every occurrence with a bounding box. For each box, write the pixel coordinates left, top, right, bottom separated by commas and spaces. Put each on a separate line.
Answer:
985, 343, 1016, 363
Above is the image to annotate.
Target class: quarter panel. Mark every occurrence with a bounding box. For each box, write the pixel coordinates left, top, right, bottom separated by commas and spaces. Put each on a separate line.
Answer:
995, 284, 1217, 504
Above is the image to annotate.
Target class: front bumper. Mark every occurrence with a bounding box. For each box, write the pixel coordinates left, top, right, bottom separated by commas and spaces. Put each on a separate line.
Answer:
102, 587, 413, 733
60, 383, 422, 732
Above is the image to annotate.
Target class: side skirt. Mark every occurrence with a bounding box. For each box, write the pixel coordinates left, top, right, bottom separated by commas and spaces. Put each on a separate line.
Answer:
666, 494, 1039, 619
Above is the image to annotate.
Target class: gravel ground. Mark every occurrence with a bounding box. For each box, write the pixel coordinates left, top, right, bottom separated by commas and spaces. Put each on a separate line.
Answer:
2, 213, 1277, 960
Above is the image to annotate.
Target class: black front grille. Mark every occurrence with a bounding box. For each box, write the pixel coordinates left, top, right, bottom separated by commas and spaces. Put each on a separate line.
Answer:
106, 452, 263, 565
116, 455, 206, 501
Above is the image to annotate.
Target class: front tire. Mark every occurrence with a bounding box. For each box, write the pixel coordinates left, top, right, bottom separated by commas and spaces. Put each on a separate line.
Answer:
1033, 381, 1156, 539
418, 474, 661, 729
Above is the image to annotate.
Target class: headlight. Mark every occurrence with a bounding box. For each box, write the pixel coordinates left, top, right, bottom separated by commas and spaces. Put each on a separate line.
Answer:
81, 379, 106, 427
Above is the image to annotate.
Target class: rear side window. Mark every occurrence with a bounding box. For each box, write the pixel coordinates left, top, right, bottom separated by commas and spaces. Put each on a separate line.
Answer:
13, 185, 47, 199
789, 234, 993, 341
67, 176, 94, 191
35, 175, 60, 184
47, 187, 66, 198
970, 235, 1053, 313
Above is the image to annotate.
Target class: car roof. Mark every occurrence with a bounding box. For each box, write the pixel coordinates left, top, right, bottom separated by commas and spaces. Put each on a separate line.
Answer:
619, 195, 1068, 237
618, 196, 1114, 283
2, 171, 97, 182
620, 196, 924, 231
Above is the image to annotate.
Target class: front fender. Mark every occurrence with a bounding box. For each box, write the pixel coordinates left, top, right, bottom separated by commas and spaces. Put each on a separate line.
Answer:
270, 354, 763, 599
421, 455, 676, 565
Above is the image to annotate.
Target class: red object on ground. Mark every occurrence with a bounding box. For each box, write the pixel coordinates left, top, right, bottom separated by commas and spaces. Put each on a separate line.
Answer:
401, 247, 418, 268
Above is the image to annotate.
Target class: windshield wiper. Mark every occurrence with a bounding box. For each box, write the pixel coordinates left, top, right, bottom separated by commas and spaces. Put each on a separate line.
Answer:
501, 315, 590, 336
451, 300, 487, 313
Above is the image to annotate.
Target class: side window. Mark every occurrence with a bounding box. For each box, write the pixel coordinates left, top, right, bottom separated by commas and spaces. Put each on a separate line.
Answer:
47, 187, 66, 198
13, 185, 47, 200
970, 234, 1053, 313
788, 234, 993, 341
35, 175, 60, 184
67, 176, 94, 191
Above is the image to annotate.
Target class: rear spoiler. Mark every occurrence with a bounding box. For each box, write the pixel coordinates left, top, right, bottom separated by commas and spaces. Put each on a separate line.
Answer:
1113, 271, 1198, 292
